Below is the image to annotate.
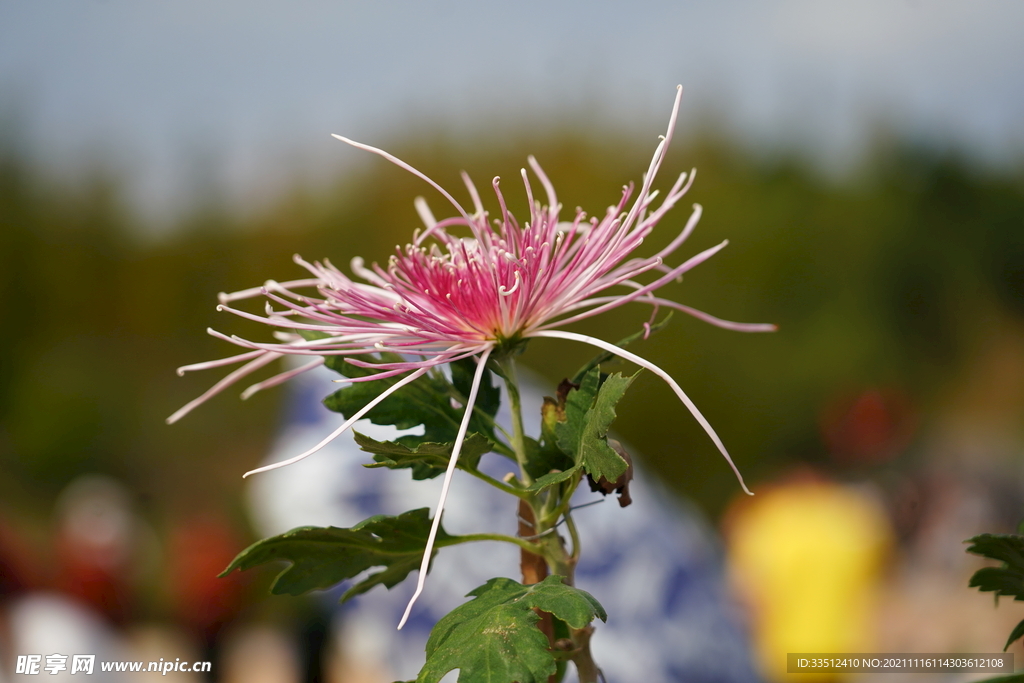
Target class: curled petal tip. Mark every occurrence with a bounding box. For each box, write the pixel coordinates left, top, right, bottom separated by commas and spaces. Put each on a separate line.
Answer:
215, 305, 224, 312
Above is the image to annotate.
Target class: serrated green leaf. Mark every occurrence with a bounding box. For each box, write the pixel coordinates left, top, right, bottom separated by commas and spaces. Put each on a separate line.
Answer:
520, 466, 581, 494
553, 368, 636, 483
555, 369, 600, 456
418, 575, 606, 683
966, 533, 1024, 651
355, 431, 493, 480
967, 534, 1024, 569
322, 354, 464, 440
970, 567, 1024, 599
967, 534, 1024, 603
1005, 619, 1024, 651
321, 354, 506, 451
521, 403, 575, 481
220, 508, 454, 602
451, 356, 500, 438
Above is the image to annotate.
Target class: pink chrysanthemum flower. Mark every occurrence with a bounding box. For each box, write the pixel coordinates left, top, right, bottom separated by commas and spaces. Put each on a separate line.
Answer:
169, 86, 774, 625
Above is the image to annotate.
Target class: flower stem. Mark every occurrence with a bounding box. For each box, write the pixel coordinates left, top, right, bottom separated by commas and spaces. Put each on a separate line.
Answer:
497, 356, 532, 486
564, 510, 581, 563
496, 356, 599, 683
464, 468, 530, 499
439, 532, 544, 555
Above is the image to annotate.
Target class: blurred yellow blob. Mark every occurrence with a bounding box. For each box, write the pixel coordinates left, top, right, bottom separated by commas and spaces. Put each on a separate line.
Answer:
726, 476, 893, 683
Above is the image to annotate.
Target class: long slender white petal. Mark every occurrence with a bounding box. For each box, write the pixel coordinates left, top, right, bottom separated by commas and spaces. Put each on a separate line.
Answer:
535, 240, 730, 330
331, 134, 473, 227
175, 349, 266, 375
398, 347, 493, 630
556, 295, 778, 333
530, 330, 753, 495
242, 367, 430, 478
240, 358, 325, 400
166, 352, 282, 424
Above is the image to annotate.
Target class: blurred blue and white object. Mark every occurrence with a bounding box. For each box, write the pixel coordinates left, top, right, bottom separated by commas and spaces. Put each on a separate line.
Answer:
247, 363, 760, 683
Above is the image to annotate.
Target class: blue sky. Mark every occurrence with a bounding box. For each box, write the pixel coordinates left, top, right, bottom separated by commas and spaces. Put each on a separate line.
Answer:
2, 1, 1022, 220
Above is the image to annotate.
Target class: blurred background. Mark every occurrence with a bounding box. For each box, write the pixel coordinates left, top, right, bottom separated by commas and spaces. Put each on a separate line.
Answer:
2, 1, 1024, 682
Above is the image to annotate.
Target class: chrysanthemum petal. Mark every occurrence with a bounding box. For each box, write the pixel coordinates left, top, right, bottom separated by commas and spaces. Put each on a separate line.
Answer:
166, 352, 282, 424
398, 346, 493, 629
531, 329, 753, 496
242, 366, 431, 478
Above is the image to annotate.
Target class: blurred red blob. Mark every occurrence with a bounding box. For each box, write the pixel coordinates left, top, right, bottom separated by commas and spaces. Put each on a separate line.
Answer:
819, 388, 917, 466
167, 516, 247, 642
0, 520, 41, 599
53, 477, 139, 625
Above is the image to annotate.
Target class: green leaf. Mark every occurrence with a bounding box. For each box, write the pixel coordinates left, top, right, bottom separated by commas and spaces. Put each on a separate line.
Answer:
971, 674, 1024, 683
970, 566, 1024, 599
554, 368, 637, 483
220, 508, 453, 602
967, 534, 1024, 601
418, 575, 606, 683
355, 431, 493, 480
570, 312, 672, 384
556, 369, 600, 455
967, 534, 1024, 571
322, 354, 506, 451
322, 354, 464, 440
450, 356, 501, 438
520, 466, 581, 494
966, 533, 1024, 650
521, 398, 575, 481
1005, 619, 1024, 652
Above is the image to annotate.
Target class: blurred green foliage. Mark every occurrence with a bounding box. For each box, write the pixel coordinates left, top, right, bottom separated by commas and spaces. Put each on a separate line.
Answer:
1, 126, 1022, 523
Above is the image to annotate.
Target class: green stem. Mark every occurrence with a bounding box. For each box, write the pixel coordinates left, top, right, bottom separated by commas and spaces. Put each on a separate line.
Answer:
440, 532, 543, 555
564, 511, 581, 562
495, 354, 598, 683
497, 356, 533, 486
464, 468, 530, 499
489, 440, 519, 461
569, 627, 602, 683
539, 470, 583, 527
